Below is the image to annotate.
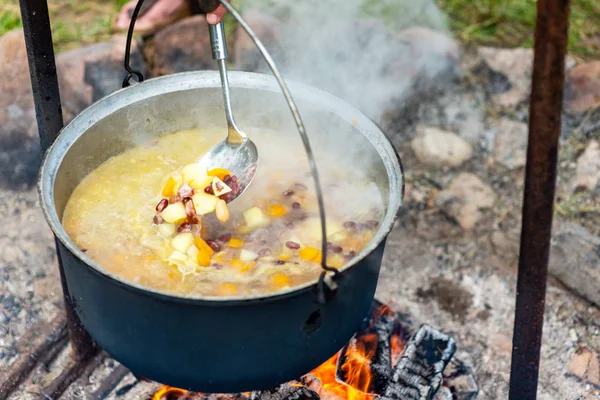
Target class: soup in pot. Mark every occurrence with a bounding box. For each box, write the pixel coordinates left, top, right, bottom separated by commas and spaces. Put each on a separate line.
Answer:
62, 128, 385, 297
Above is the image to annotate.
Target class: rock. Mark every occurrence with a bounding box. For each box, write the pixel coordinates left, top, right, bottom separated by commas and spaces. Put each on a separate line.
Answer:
492, 119, 528, 169
565, 61, 600, 115
478, 47, 576, 107
0, 30, 41, 189
56, 35, 145, 122
567, 346, 600, 388
411, 126, 472, 167
550, 223, 600, 307
573, 140, 600, 192
434, 173, 496, 230
150, 15, 215, 77
233, 10, 283, 72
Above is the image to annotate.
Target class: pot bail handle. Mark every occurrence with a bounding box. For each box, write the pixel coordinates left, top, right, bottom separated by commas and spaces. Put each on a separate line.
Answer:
122, 0, 146, 88
216, 0, 341, 304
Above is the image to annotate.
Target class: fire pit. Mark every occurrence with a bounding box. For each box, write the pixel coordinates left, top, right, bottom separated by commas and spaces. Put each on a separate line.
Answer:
0, 300, 477, 400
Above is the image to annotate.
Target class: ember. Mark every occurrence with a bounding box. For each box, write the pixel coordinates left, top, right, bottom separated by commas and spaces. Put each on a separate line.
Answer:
151, 304, 457, 400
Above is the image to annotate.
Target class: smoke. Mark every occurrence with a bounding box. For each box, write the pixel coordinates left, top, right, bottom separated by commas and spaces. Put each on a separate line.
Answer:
234, 0, 456, 122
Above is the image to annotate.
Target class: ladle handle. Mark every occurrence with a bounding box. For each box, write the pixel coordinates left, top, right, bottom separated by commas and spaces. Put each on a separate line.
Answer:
209, 21, 228, 60
209, 22, 245, 145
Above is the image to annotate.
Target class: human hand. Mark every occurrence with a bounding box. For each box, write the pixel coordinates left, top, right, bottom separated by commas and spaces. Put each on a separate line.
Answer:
206, 0, 230, 24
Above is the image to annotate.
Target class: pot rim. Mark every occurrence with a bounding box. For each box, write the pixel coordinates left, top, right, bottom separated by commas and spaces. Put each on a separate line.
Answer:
39, 70, 404, 304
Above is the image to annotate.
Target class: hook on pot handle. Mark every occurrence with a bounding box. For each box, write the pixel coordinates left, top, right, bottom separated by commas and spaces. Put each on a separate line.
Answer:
122, 0, 146, 88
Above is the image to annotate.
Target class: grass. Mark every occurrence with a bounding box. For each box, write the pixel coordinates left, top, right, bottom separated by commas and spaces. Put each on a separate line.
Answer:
0, 0, 599, 58
438, 0, 600, 59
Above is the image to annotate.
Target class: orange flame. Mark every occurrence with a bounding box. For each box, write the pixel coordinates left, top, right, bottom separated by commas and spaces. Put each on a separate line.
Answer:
308, 334, 377, 400
152, 306, 402, 400
152, 386, 187, 400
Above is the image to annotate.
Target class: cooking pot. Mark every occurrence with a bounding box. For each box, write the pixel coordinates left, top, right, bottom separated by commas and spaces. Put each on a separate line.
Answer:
39, 71, 404, 392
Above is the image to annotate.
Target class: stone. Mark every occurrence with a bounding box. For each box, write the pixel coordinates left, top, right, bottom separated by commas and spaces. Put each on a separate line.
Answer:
434, 173, 496, 230
478, 47, 576, 107
411, 126, 473, 167
56, 35, 145, 122
567, 346, 600, 388
573, 140, 600, 192
0, 30, 41, 189
233, 10, 283, 72
565, 61, 600, 115
150, 15, 215, 77
492, 119, 528, 169
550, 223, 600, 307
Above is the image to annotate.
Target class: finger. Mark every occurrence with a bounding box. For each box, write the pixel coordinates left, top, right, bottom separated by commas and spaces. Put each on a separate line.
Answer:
206, 1, 229, 24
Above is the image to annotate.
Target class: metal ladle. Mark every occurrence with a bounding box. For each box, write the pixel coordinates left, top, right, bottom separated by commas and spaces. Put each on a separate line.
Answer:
199, 21, 258, 201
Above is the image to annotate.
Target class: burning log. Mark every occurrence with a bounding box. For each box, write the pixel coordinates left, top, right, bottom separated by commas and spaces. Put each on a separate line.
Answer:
383, 325, 456, 400
250, 382, 320, 400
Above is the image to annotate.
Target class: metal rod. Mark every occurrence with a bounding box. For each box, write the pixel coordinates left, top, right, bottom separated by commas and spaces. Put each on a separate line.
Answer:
509, 1, 571, 399
18, 0, 97, 359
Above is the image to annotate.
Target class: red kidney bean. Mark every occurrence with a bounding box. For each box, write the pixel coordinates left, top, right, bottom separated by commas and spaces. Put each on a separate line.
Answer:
182, 197, 191, 204
169, 195, 179, 204
365, 220, 379, 229
177, 183, 194, 198
213, 263, 223, 269
343, 221, 357, 231
292, 202, 301, 210
206, 240, 221, 252
293, 183, 308, 190
185, 200, 196, 218
177, 223, 192, 233
285, 241, 300, 250
220, 193, 232, 202
282, 189, 295, 196
153, 214, 164, 225
190, 216, 200, 225
218, 234, 231, 242
229, 180, 239, 196
156, 198, 169, 212
259, 248, 272, 256
327, 242, 343, 253
344, 250, 357, 260
80, 248, 88, 253
275, 260, 285, 265
204, 186, 214, 194
223, 175, 232, 183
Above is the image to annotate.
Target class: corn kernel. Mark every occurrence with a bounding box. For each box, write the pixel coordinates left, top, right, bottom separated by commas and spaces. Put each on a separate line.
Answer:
279, 253, 290, 262
267, 204, 287, 218
220, 283, 237, 295
241, 261, 256, 272
272, 273, 290, 287
228, 238, 244, 248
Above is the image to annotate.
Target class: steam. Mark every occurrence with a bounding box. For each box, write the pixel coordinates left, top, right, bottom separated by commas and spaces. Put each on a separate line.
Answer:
234, 0, 454, 121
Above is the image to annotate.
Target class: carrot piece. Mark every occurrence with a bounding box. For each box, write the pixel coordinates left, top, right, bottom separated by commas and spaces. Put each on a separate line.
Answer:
299, 247, 322, 263
228, 238, 244, 248
232, 258, 246, 270
162, 177, 176, 197
299, 247, 319, 261
220, 283, 238, 295
194, 238, 214, 267
267, 204, 287, 218
272, 273, 290, 287
194, 238, 215, 256
207, 168, 232, 181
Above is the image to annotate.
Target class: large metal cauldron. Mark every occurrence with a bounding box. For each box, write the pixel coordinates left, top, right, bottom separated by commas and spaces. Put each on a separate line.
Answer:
38, 71, 404, 392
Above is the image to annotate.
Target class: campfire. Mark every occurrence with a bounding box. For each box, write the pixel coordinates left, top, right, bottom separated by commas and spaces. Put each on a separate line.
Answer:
151, 304, 457, 400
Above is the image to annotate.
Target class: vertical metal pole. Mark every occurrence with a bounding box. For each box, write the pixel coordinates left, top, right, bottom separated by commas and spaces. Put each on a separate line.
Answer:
509, 1, 571, 399
18, 0, 97, 360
